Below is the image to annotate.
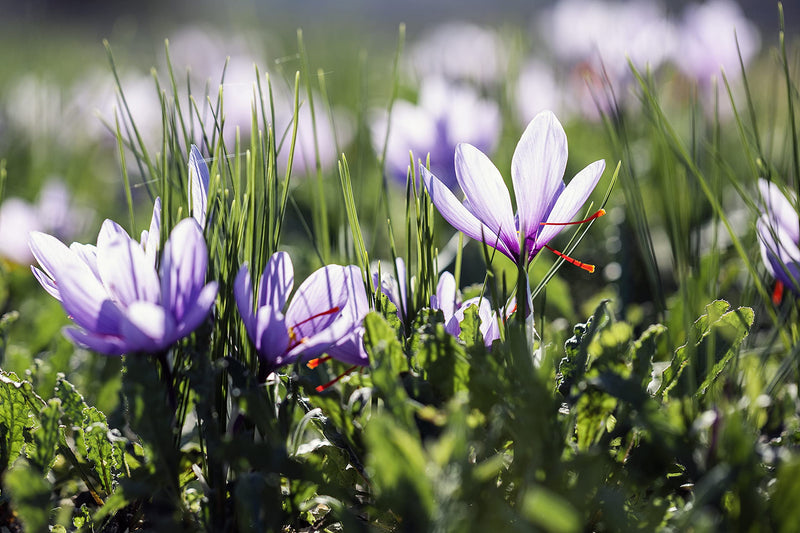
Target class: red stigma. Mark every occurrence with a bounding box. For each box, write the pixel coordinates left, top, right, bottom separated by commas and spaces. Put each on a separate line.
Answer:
315, 365, 358, 392
293, 306, 341, 329
772, 280, 785, 305
540, 209, 606, 226
544, 245, 596, 273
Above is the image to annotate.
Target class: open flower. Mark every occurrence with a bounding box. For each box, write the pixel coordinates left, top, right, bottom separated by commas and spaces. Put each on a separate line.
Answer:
431, 272, 500, 346
29, 210, 218, 355
421, 110, 605, 266
235, 252, 369, 373
757, 179, 800, 294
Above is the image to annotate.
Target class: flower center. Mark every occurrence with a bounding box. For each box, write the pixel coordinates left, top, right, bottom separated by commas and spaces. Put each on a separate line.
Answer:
286, 306, 341, 350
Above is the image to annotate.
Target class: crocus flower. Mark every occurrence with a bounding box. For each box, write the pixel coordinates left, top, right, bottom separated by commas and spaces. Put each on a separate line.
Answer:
756, 179, 800, 294
235, 252, 369, 373
430, 272, 500, 347
373, 257, 409, 321
421, 110, 605, 267
29, 208, 218, 355
371, 77, 501, 189
0, 180, 91, 265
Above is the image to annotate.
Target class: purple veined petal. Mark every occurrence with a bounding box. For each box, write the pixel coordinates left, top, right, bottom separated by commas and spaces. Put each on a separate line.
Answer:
421, 164, 517, 260
255, 307, 290, 365
174, 281, 218, 341
97, 219, 132, 249
432, 271, 459, 321
454, 143, 518, 251
534, 159, 605, 252
341, 265, 369, 323
143, 198, 162, 266
97, 231, 161, 308
119, 301, 176, 352
286, 265, 349, 340
285, 312, 357, 364
160, 218, 207, 322
757, 215, 800, 292
758, 179, 800, 244
56, 262, 125, 336
511, 111, 569, 250
62, 326, 126, 356
258, 251, 294, 311
234, 265, 259, 344
69, 242, 100, 280
29, 231, 76, 285
32, 266, 61, 300
393, 257, 408, 314
324, 330, 369, 366
189, 145, 210, 228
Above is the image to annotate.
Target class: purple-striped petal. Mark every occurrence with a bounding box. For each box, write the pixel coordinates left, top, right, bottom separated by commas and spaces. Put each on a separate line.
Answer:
160, 218, 207, 322
29, 231, 76, 286
31, 266, 61, 300
286, 265, 349, 340
759, 179, 800, 244
119, 301, 176, 352
454, 143, 518, 250
534, 159, 605, 252
757, 215, 800, 292
142, 198, 162, 266
56, 262, 124, 336
432, 271, 459, 321
62, 326, 126, 356
258, 251, 294, 310
421, 164, 516, 260
69, 242, 100, 280
175, 282, 218, 340
97, 231, 160, 307
256, 309, 290, 364
512, 111, 568, 249
235, 264, 259, 344
189, 146, 210, 228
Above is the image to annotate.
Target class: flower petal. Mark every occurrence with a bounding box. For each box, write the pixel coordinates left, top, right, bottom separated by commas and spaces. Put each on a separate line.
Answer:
432, 271, 459, 321
175, 282, 218, 341
759, 179, 800, 244
56, 262, 124, 336
234, 265, 259, 344
534, 159, 605, 252
160, 218, 208, 322
421, 164, 516, 260
758, 215, 800, 292
142, 198, 162, 267
258, 251, 294, 311
286, 265, 349, 340
63, 326, 126, 356
189, 146, 210, 227
29, 231, 74, 285
119, 301, 175, 352
454, 143, 518, 250
256, 308, 290, 365
97, 230, 160, 307
512, 111, 568, 250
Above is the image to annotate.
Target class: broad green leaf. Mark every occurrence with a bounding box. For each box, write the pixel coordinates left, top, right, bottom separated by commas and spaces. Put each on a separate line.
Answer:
363, 312, 413, 428
575, 389, 617, 450
81, 406, 125, 494
53, 374, 88, 430
31, 398, 61, 472
4, 458, 52, 532
522, 485, 581, 533
0, 372, 33, 472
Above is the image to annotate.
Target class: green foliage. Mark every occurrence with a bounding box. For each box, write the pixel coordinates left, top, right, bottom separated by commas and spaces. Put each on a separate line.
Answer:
0, 371, 33, 473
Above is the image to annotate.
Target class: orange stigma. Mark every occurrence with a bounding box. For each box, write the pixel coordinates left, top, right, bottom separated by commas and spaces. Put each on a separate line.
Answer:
540, 209, 606, 226
307, 355, 332, 369
544, 245, 596, 273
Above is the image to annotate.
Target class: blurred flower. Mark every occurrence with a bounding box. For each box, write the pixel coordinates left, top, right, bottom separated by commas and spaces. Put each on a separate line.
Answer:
421, 110, 605, 266
189, 145, 210, 228
0, 180, 92, 265
235, 252, 368, 374
29, 210, 217, 355
674, 0, 760, 86
756, 179, 800, 294
431, 272, 500, 346
515, 59, 564, 125
371, 78, 501, 189
408, 22, 508, 86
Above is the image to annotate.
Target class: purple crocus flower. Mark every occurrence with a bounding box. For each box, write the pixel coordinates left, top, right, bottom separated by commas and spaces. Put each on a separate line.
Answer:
421, 110, 605, 266
29, 208, 218, 355
757, 179, 800, 294
235, 252, 369, 374
430, 272, 500, 347
372, 257, 409, 320
371, 78, 501, 189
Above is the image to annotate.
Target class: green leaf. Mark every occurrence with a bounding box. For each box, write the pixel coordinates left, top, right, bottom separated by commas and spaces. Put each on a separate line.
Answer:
363, 312, 414, 428
575, 389, 617, 451
81, 406, 125, 494
416, 322, 470, 402
4, 458, 52, 532
31, 398, 61, 472
522, 485, 581, 533
53, 374, 88, 430
0, 371, 33, 472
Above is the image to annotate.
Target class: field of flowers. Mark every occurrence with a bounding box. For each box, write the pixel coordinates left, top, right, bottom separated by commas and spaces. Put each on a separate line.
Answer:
0, 0, 799, 531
